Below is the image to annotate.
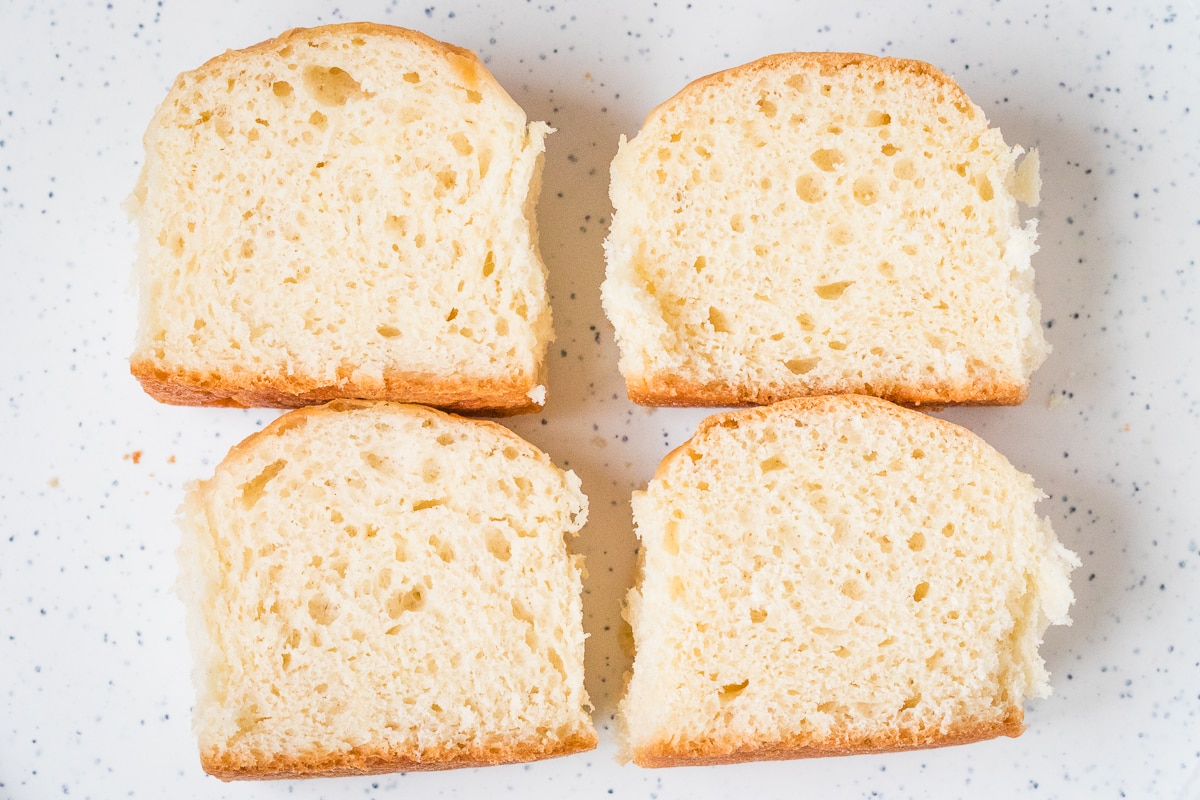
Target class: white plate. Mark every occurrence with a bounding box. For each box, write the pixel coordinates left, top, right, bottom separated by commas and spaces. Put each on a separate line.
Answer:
2, 1, 1197, 797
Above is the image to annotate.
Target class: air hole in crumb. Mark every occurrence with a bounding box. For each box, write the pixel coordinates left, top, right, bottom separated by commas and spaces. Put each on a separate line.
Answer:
760, 455, 786, 473
730, 214, 744, 233
449, 131, 473, 156
482, 250, 495, 277
756, 96, 777, 117
908, 532, 926, 551
662, 521, 680, 555
750, 608, 767, 623
913, 582, 930, 602
942, 523, 956, 538
272, 81, 293, 98
810, 148, 843, 171
502, 446, 520, 460
412, 498, 444, 511
795, 174, 825, 203
444, 308, 458, 322
546, 648, 566, 678
465, 88, 482, 104
693, 256, 707, 273
785, 357, 820, 375
308, 594, 337, 624
828, 340, 847, 350
428, 535, 453, 562
815, 281, 854, 300
881, 143, 899, 156
866, 110, 891, 126
387, 587, 424, 618
302, 65, 372, 106
239, 460, 286, 508
486, 529, 511, 561
708, 307, 731, 333
901, 694, 921, 710
436, 433, 454, 446
719, 680, 749, 703
841, 579, 865, 600
403, 71, 420, 83
827, 224, 853, 246
974, 175, 994, 201
893, 158, 916, 180
308, 110, 328, 130
384, 213, 406, 236
239, 240, 255, 258
853, 177, 880, 205
376, 324, 401, 338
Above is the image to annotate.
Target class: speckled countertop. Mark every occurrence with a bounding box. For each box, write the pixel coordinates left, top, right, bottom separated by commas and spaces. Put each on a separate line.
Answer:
2, 1, 1197, 798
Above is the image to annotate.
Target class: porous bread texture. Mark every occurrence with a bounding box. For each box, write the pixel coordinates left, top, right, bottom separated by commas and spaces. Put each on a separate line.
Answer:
618, 395, 1077, 766
129, 24, 553, 415
602, 52, 1050, 408
177, 400, 595, 779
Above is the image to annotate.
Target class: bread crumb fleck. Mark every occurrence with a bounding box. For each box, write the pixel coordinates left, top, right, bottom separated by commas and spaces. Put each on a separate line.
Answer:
527, 385, 547, 406
1048, 391, 1071, 409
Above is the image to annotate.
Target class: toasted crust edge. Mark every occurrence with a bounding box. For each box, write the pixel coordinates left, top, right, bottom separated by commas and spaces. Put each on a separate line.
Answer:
649, 394, 999, 483
625, 374, 1029, 410
190, 22, 506, 103
641, 51, 974, 131
201, 730, 599, 780
630, 711, 1023, 768
131, 361, 544, 416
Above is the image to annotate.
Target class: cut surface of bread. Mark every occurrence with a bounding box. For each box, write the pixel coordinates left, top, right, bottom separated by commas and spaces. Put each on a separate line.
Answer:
602, 52, 1048, 408
618, 395, 1077, 766
178, 400, 594, 779
130, 24, 552, 415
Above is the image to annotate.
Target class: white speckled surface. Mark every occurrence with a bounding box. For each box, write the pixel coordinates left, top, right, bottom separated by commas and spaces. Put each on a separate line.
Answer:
2, 1, 1198, 797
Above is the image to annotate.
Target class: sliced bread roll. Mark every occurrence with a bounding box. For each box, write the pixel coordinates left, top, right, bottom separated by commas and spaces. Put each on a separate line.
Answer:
619, 395, 1077, 766
602, 53, 1048, 408
177, 400, 595, 779
130, 24, 552, 415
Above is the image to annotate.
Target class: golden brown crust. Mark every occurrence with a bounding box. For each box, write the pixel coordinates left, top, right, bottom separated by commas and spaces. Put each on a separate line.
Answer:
131, 360, 543, 417
643, 51, 973, 131
201, 730, 598, 780
214, 398, 549, 467
625, 373, 1028, 410
650, 394, 1002, 486
191, 22, 499, 100
631, 710, 1023, 767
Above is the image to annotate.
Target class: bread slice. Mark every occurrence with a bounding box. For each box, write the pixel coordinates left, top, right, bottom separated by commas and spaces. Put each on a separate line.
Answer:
177, 400, 595, 779
602, 52, 1048, 408
129, 24, 553, 415
618, 395, 1077, 766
